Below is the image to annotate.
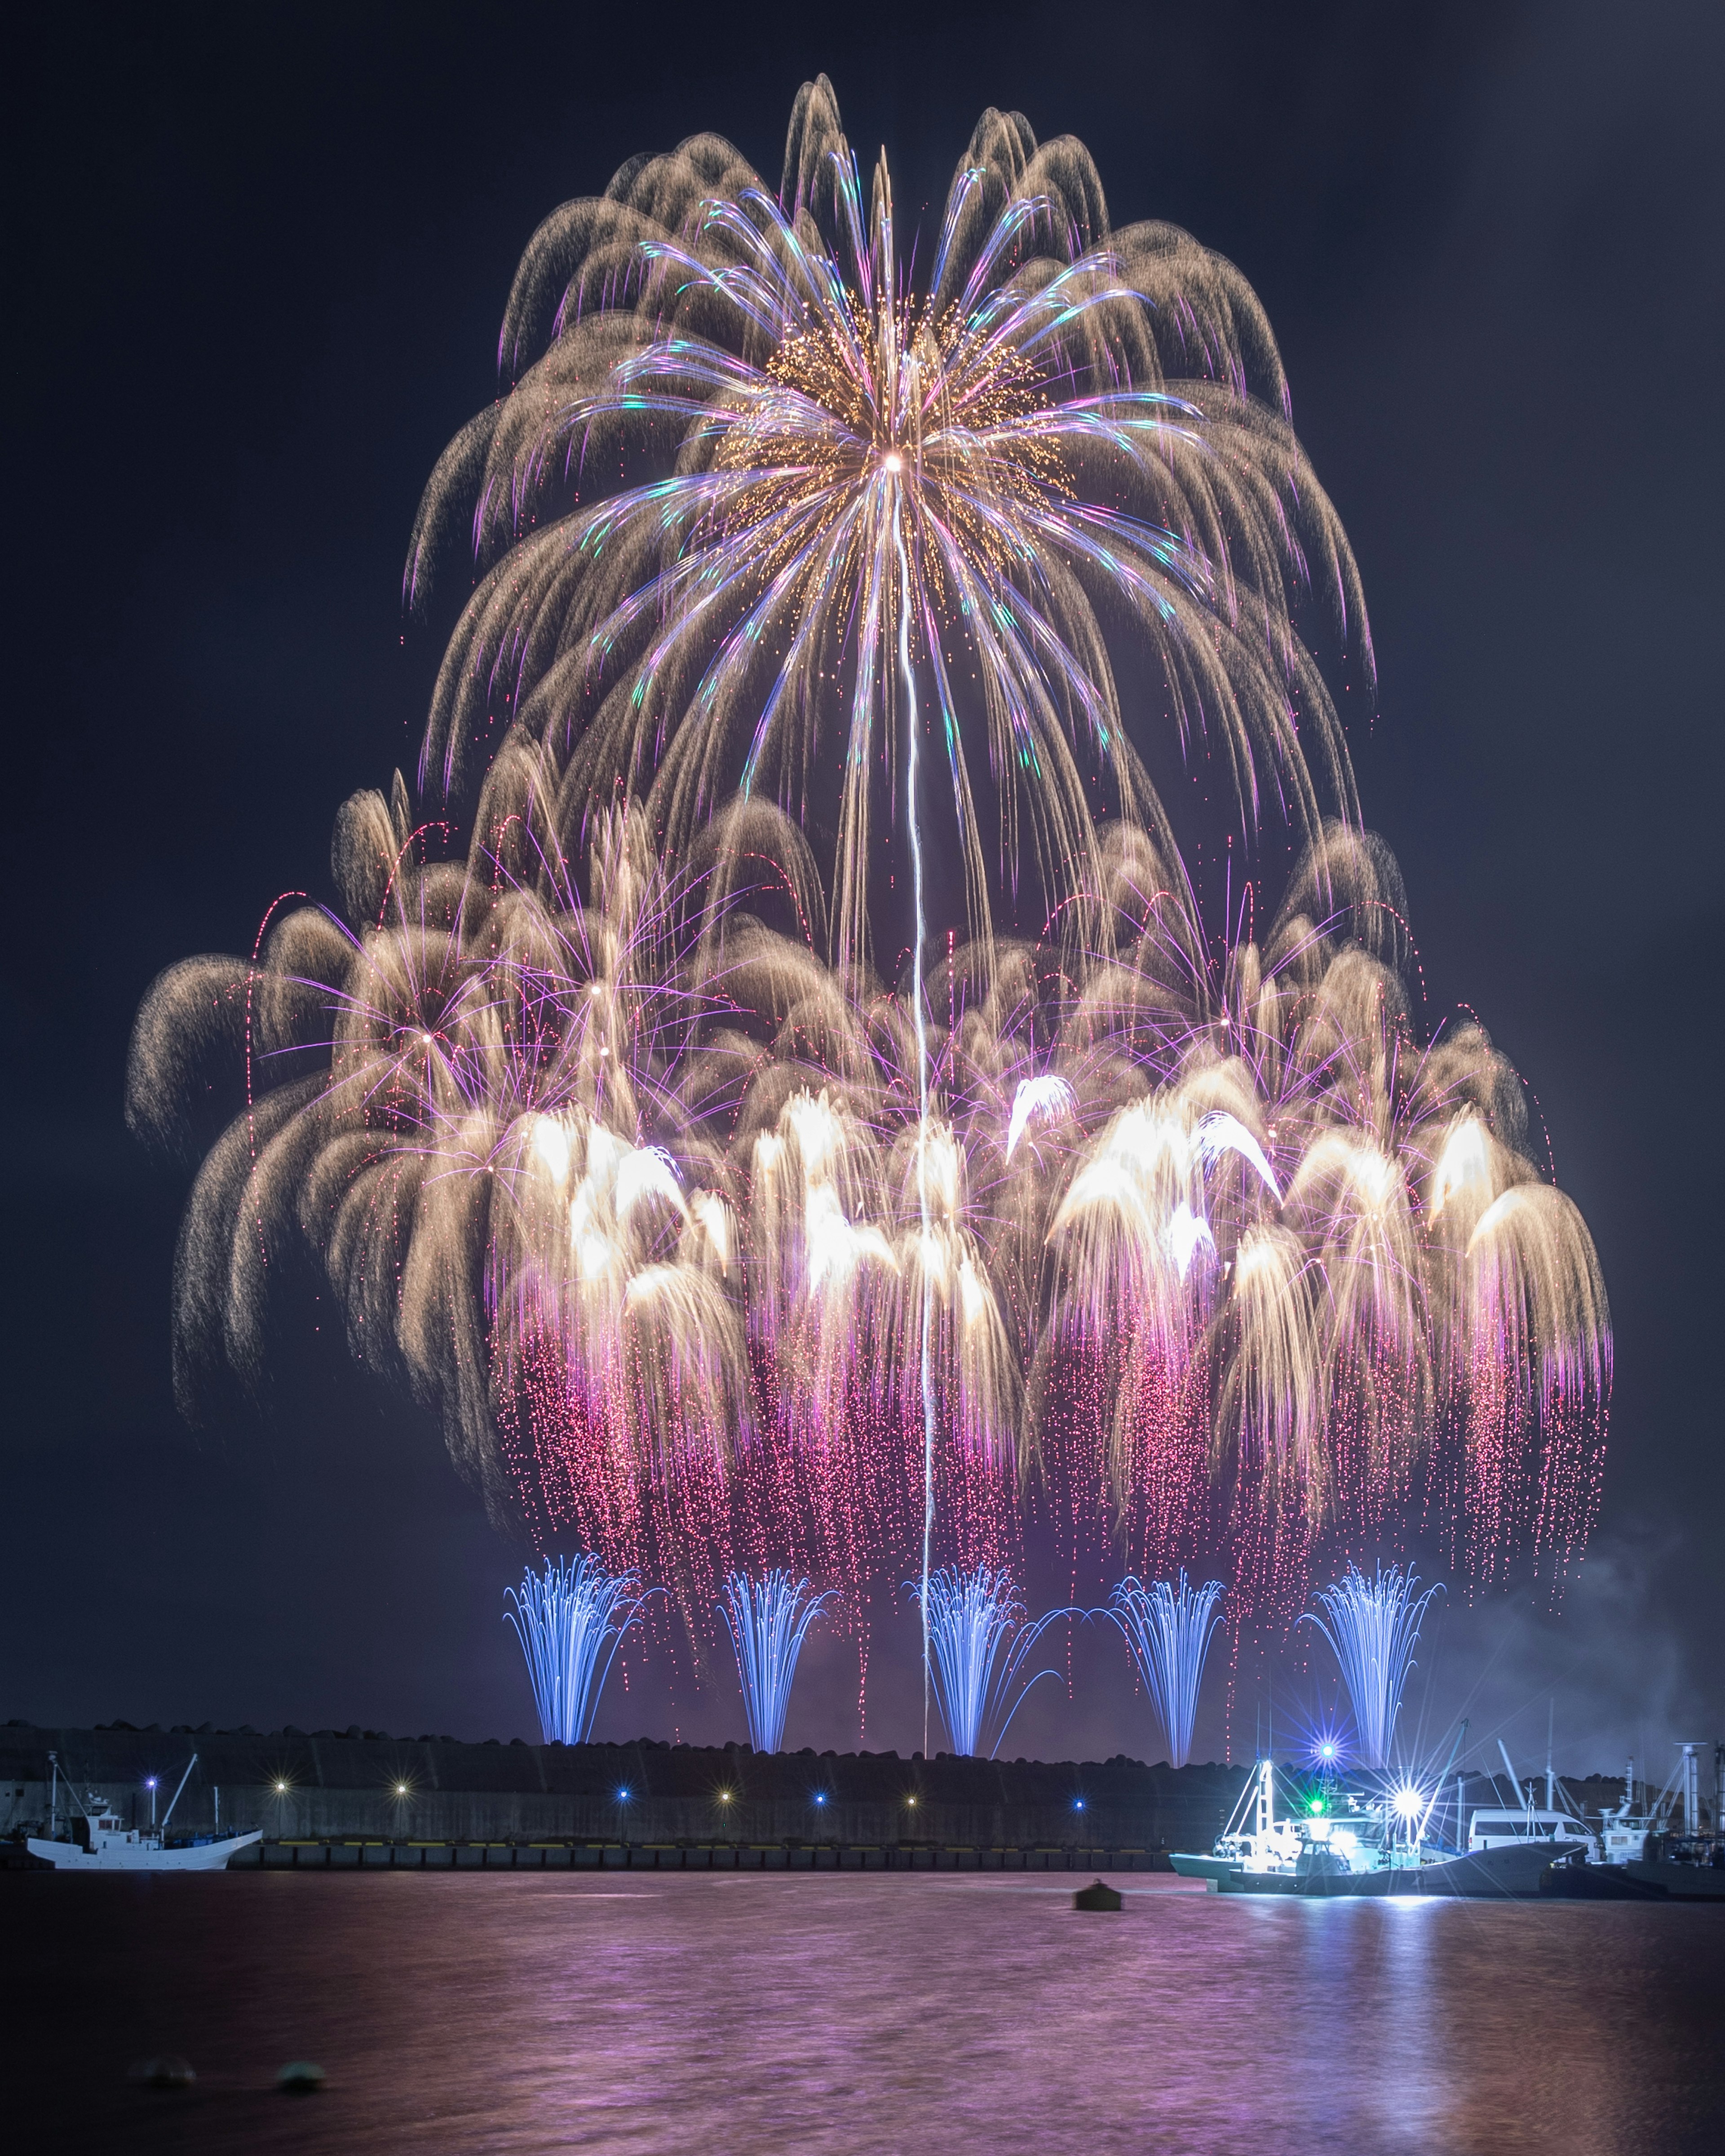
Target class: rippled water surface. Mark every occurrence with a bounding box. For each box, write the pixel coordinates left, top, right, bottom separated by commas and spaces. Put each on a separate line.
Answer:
5, 1871, 1722, 2153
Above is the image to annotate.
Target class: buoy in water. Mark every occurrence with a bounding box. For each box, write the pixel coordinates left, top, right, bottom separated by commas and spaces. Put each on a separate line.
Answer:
277, 2062, 327, 2094
130, 2055, 196, 2089
1073, 1878, 1123, 1912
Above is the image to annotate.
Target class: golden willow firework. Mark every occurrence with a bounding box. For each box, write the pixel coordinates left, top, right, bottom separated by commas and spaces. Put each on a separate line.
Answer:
407, 75, 1367, 968
129, 775, 1608, 1614
128, 81, 1609, 1624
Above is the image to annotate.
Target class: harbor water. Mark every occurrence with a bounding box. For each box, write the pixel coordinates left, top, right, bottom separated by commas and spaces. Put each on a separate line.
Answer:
4, 1870, 1721, 2152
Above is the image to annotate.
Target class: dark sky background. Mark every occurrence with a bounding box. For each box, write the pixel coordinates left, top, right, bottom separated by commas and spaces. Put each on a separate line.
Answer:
4, 0, 1719, 1781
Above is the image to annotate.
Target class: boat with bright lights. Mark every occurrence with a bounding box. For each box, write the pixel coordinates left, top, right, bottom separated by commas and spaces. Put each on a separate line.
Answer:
22, 1751, 260, 1872
1172, 1749, 1602, 1898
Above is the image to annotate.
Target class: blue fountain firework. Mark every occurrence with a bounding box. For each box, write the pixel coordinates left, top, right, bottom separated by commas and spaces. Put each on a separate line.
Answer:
722, 1571, 836, 1754
1107, 1573, 1225, 1770
1302, 1563, 1442, 1769
911, 1566, 1063, 1759
504, 1555, 652, 1745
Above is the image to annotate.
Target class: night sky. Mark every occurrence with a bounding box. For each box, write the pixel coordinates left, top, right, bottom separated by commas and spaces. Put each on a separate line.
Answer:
5, 0, 1719, 1777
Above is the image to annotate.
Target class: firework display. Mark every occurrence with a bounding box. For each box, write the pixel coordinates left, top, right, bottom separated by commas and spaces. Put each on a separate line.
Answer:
406, 77, 1367, 973
128, 80, 1610, 1680
1107, 1573, 1225, 1769
1302, 1562, 1440, 1769
504, 1555, 651, 1745
721, 1570, 835, 1753
911, 1565, 1060, 1758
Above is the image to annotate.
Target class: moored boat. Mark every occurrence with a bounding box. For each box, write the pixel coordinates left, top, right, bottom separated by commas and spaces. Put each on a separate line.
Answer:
21, 1750, 260, 1872
1172, 1734, 1610, 1899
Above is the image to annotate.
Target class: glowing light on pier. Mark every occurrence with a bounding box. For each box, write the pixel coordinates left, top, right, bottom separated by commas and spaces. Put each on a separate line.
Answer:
722, 1570, 836, 1753
504, 1555, 651, 1745
912, 1565, 1061, 1758
1106, 1573, 1225, 1769
1302, 1563, 1440, 1770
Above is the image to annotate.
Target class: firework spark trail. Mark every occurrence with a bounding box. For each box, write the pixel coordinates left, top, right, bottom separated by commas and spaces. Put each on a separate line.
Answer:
504, 1555, 651, 1745
895, 469, 939, 1758
911, 1565, 1062, 1758
1301, 1561, 1441, 1770
1107, 1572, 1225, 1769
721, 1569, 836, 1753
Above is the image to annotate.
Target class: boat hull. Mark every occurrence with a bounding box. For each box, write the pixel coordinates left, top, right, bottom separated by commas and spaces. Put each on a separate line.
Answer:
25, 1831, 261, 1872
1168, 1853, 1243, 1883
1208, 1842, 1566, 1899
1542, 1857, 1725, 1902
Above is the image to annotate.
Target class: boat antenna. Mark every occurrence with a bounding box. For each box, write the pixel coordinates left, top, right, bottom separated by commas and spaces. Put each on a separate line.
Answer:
46, 1752, 97, 1828
1498, 1738, 1529, 1814
1546, 1699, 1555, 1812
160, 1754, 199, 1833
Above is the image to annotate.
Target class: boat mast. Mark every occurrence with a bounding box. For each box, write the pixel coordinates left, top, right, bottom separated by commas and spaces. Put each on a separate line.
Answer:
160, 1754, 199, 1833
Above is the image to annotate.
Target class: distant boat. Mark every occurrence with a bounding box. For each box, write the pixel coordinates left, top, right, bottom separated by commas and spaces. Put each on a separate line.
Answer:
1552, 1746, 1725, 1901
23, 1750, 259, 1872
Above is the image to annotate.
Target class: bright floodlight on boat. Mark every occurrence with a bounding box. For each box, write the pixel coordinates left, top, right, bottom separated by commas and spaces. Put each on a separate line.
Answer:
1391, 1784, 1424, 1820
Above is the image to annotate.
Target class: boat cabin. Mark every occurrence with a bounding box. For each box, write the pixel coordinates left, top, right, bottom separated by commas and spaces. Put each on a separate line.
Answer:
1467, 1806, 1598, 1860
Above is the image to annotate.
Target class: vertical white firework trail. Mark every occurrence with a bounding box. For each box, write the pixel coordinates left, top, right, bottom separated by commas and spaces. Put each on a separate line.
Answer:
893, 497, 937, 1758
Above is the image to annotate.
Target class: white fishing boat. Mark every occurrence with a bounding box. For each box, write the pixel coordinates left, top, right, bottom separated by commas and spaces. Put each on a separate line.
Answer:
1171, 1727, 1606, 1896
1169, 1760, 1305, 1883
23, 1751, 260, 1872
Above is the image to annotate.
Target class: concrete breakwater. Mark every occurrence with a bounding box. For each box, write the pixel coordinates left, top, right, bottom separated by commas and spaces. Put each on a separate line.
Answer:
0, 1721, 1249, 1862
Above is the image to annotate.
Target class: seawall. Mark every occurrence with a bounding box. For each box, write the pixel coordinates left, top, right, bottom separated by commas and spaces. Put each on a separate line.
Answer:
0, 1720, 1249, 1862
